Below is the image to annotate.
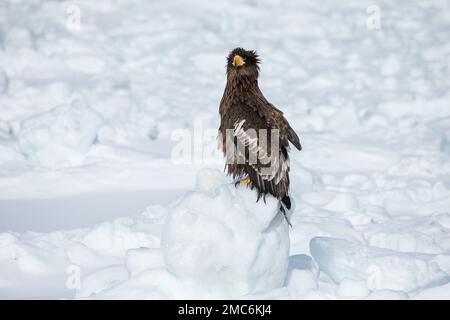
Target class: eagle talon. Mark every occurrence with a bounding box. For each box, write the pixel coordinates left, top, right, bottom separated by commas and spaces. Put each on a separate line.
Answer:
280, 201, 293, 228
239, 176, 251, 186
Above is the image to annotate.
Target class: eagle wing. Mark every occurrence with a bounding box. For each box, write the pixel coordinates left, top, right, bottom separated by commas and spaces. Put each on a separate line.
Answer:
226, 102, 297, 199
249, 84, 302, 151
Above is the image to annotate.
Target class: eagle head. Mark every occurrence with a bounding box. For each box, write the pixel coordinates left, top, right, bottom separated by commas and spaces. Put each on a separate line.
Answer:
226, 48, 260, 80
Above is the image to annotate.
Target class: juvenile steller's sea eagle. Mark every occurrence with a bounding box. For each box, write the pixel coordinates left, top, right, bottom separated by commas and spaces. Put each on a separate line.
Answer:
218, 48, 301, 225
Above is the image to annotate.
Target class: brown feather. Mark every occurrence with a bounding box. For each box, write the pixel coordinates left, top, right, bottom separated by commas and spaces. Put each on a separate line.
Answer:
218, 48, 301, 204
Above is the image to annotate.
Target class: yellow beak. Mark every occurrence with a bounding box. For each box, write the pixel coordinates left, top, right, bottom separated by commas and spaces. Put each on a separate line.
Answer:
233, 55, 245, 67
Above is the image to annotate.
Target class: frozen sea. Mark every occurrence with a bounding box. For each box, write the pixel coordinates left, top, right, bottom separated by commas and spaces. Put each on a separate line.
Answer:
0, 0, 450, 299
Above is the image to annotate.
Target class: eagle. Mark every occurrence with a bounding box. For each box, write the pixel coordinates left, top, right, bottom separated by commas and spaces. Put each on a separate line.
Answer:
218, 48, 302, 225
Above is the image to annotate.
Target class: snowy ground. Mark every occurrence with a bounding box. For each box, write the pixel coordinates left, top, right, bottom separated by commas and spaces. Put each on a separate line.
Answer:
1, 0, 450, 299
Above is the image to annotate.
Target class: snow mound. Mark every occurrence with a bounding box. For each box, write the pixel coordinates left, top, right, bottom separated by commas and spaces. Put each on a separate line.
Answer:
161, 171, 290, 298
84, 169, 290, 299
310, 237, 450, 293
17, 100, 103, 168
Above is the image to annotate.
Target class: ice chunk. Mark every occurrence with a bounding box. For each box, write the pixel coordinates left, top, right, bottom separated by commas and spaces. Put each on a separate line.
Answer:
0, 236, 67, 278
81, 219, 159, 257
66, 243, 121, 269
76, 265, 129, 298
17, 100, 104, 168
310, 237, 449, 292
125, 248, 165, 276
161, 172, 290, 298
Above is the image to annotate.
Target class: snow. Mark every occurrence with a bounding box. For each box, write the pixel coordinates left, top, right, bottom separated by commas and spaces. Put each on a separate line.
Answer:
161, 181, 290, 298
310, 237, 449, 293
288, 270, 317, 294
1, 0, 450, 299
17, 99, 104, 168
413, 282, 450, 300
336, 279, 370, 299
0, 170, 289, 299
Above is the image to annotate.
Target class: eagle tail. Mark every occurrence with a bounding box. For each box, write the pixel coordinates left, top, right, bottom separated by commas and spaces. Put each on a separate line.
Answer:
280, 195, 293, 228
281, 194, 291, 210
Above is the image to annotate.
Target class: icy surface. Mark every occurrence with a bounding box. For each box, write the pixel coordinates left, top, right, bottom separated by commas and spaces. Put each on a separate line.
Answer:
18, 100, 103, 168
310, 237, 449, 293
1, 0, 450, 299
0, 170, 289, 299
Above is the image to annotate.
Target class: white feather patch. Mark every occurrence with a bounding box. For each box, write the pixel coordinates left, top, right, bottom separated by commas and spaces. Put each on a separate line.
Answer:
232, 119, 290, 184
